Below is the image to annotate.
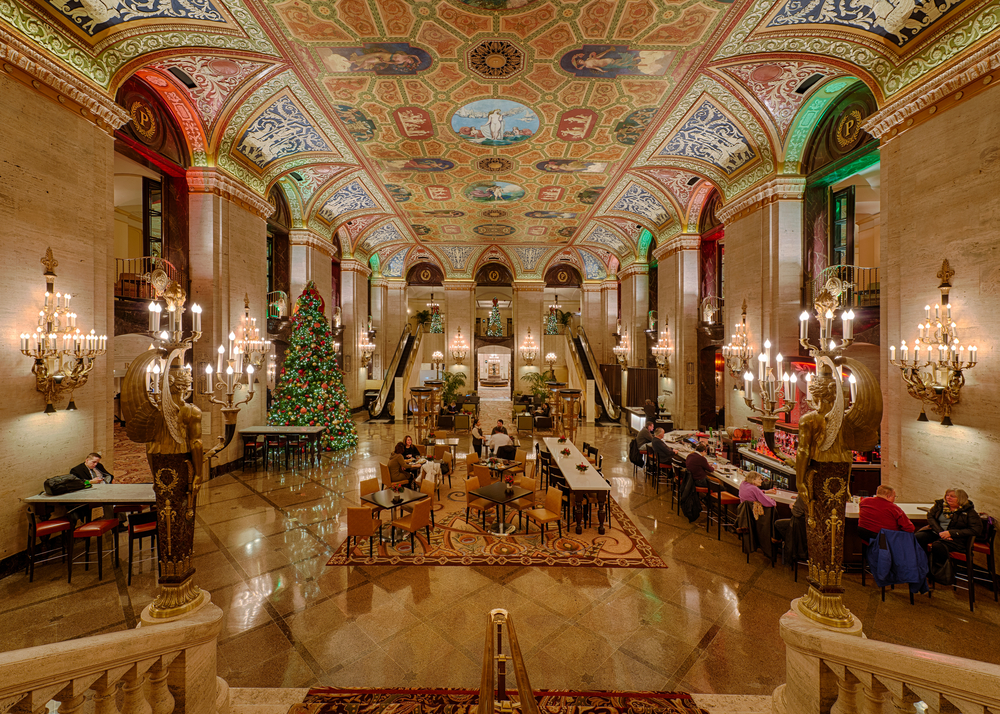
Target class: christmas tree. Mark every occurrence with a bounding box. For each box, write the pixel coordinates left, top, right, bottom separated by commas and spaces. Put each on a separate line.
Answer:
545, 306, 559, 335
486, 297, 503, 336
429, 305, 443, 333
268, 281, 358, 452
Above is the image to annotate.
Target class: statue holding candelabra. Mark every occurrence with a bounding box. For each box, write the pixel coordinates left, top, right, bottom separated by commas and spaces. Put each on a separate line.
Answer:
790, 287, 882, 630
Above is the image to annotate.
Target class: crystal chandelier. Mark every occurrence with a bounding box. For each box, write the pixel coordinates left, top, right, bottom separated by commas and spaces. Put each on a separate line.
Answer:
234, 293, 271, 373
520, 327, 538, 365
19, 248, 108, 413
359, 332, 376, 367
451, 327, 469, 363
545, 352, 557, 369
889, 259, 977, 425
722, 299, 753, 384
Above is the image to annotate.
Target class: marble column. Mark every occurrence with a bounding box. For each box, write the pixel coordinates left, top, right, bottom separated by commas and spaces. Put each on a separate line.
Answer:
340, 258, 371, 409
289, 229, 335, 313
382, 280, 408, 377
601, 279, 619, 366
580, 282, 603, 361
513, 281, 545, 396
186, 169, 271, 465
619, 263, 650, 369
655, 234, 701, 429
369, 277, 386, 379
716, 178, 806, 432
444, 281, 475, 382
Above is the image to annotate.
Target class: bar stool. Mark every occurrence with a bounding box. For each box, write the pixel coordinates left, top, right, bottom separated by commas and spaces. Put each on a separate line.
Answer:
242, 436, 263, 471
127, 511, 158, 585
263, 434, 287, 470
25, 509, 72, 582
69, 518, 120, 582
706, 476, 739, 540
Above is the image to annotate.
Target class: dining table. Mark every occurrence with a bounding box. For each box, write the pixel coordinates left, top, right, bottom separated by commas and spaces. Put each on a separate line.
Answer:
360, 486, 429, 542
470, 481, 532, 537
542, 438, 611, 535
24, 482, 156, 507
238, 425, 326, 467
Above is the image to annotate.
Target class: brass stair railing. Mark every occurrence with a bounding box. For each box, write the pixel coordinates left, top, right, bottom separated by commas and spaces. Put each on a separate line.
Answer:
478, 609, 538, 714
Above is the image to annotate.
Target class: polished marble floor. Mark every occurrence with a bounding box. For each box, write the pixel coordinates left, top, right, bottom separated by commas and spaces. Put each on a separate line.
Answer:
3, 417, 999, 695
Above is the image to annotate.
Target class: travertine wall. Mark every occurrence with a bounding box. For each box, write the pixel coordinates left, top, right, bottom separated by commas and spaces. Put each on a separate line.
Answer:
880, 84, 1000, 516
656, 238, 700, 429
0, 75, 116, 558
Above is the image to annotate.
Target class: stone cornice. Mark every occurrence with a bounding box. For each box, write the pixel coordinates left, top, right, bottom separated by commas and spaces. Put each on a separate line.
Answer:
443, 280, 476, 291
186, 168, 272, 219
386, 279, 407, 291
1, 30, 130, 136
581, 283, 603, 293
619, 262, 649, 279
716, 176, 806, 224
652, 235, 700, 260
863, 35, 1000, 141
289, 229, 337, 259
512, 281, 545, 292
370, 277, 389, 288
601, 279, 619, 291
340, 259, 372, 277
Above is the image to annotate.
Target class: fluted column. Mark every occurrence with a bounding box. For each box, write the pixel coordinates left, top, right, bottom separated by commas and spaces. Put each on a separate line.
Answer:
619, 263, 650, 369
340, 258, 371, 409
513, 281, 545, 395
444, 281, 475, 381
655, 234, 700, 428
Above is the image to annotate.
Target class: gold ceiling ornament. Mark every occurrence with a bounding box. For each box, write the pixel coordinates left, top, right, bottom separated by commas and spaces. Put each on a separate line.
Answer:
476, 157, 515, 174
480, 207, 509, 218
789, 293, 882, 632
889, 259, 977, 426
19, 248, 107, 413
467, 40, 524, 80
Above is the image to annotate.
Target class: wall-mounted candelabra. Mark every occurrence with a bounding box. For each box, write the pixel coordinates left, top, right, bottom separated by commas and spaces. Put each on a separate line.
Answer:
520, 328, 538, 365
741, 339, 797, 454
451, 327, 469, 364
722, 299, 753, 385
612, 326, 629, 368
545, 352, 557, 370
651, 318, 671, 375
889, 260, 977, 425
359, 332, 376, 367
19, 249, 107, 413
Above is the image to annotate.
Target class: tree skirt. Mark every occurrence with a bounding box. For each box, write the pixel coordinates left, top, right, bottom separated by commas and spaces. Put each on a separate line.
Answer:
291, 687, 706, 714
327, 488, 666, 569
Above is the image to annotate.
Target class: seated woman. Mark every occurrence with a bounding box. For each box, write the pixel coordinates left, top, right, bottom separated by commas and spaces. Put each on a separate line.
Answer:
401, 435, 421, 461
739, 471, 777, 507
533, 400, 551, 417
915, 488, 983, 584
388, 442, 413, 487
418, 454, 441, 489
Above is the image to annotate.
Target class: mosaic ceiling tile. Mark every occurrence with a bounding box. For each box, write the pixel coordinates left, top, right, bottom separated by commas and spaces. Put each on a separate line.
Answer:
502, 3, 557, 38
579, 249, 607, 279
335, 0, 378, 36
318, 179, 377, 222
641, 5, 718, 45
362, 221, 406, 252
341, 213, 384, 240
530, 22, 577, 58
580, 0, 615, 38
383, 249, 406, 277
615, 0, 658, 40
440, 245, 477, 271
236, 94, 332, 169
288, 165, 350, 201
610, 183, 669, 225
322, 78, 367, 103
45, 0, 226, 38
722, 61, 845, 137
436, 3, 492, 36
606, 217, 642, 241
373, 0, 415, 36
641, 168, 703, 209
659, 99, 756, 175
275, 0, 351, 41
510, 245, 550, 272
582, 225, 627, 255
416, 21, 463, 57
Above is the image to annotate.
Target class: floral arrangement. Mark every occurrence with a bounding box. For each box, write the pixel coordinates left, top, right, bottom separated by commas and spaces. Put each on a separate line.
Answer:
576, 462, 589, 472
557, 436, 567, 443
503, 473, 515, 486
560, 448, 571, 456
390, 482, 404, 493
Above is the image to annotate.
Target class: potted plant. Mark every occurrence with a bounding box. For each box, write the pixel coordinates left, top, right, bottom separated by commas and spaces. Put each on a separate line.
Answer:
413, 309, 431, 327
557, 309, 574, 334
438, 370, 467, 406
519, 369, 555, 400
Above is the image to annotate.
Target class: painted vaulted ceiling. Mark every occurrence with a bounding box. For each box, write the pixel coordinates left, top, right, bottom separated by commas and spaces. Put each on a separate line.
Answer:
4, 0, 998, 277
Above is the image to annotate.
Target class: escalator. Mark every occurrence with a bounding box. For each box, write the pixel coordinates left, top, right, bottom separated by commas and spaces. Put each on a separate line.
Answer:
568, 326, 620, 424
368, 324, 423, 421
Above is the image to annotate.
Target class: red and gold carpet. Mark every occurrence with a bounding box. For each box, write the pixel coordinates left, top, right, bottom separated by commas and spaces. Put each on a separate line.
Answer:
327, 486, 666, 569
113, 422, 152, 483
291, 687, 706, 714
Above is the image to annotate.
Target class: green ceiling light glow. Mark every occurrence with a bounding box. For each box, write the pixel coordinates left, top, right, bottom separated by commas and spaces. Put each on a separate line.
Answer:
368, 253, 380, 274
638, 228, 653, 257
783, 77, 862, 175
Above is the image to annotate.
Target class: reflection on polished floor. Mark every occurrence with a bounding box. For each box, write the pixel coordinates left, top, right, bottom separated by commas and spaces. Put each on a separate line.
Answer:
3, 419, 999, 695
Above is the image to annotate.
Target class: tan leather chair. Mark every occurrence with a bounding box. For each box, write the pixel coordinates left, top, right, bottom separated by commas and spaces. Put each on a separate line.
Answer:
526, 487, 563, 537
360, 478, 384, 519
506, 449, 528, 485
391, 498, 432, 551
433, 445, 453, 487
465, 476, 494, 528
509, 477, 536, 530
403, 478, 437, 527
379, 462, 392, 490
347, 507, 380, 557
465, 452, 480, 477
473, 464, 492, 488
416, 444, 427, 457
433, 430, 447, 440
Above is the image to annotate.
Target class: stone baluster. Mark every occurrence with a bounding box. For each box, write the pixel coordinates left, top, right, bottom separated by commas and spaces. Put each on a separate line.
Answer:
828, 663, 858, 714
909, 687, 962, 714
859, 680, 889, 714
121, 666, 152, 714
12, 687, 66, 714
147, 653, 180, 714
93, 682, 122, 714
887, 691, 919, 714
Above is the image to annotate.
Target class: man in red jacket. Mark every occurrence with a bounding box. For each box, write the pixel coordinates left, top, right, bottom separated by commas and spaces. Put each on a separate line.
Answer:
858, 485, 914, 542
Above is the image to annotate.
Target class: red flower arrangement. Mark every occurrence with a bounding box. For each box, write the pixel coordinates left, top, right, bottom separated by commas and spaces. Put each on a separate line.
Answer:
557, 436, 568, 443
503, 473, 515, 486
576, 462, 589, 472
560, 448, 571, 456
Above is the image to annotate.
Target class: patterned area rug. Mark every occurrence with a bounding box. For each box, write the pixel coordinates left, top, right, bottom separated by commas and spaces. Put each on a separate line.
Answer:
328, 484, 666, 569
478, 399, 513, 430
292, 687, 707, 714
112, 422, 152, 483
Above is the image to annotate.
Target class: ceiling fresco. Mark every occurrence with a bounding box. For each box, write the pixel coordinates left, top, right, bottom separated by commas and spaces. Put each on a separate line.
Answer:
4, 0, 999, 277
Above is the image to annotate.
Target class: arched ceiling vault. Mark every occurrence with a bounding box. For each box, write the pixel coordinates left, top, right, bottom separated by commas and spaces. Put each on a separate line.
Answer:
7, 0, 997, 277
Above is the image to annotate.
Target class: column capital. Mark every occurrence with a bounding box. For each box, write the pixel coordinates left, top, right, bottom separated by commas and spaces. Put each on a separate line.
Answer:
289, 229, 337, 258
863, 35, 1000, 141
619, 262, 649, 280
716, 176, 806, 224
581, 282, 603, 293
340, 258, 372, 278
386, 279, 407, 292
186, 168, 272, 219
443, 280, 476, 291
653, 234, 700, 260
600, 279, 619, 292
0, 29, 130, 136
370, 277, 389, 288
512, 280, 545, 292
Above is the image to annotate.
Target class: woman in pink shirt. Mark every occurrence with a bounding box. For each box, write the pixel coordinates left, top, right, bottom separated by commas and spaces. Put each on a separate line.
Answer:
739, 471, 777, 507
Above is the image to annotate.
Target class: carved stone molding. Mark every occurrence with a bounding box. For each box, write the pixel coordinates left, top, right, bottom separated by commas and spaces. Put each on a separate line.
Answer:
653, 235, 700, 260
581, 283, 603, 293
0, 30, 130, 136
443, 281, 476, 292
341, 259, 372, 278
863, 34, 1000, 140
511, 281, 545, 292
601, 280, 619, 292
370, 277, 389, 289
619, 262, 649, 279
716, 176, 807, 224
186, 168, 272, 219
289, 229, 337, 258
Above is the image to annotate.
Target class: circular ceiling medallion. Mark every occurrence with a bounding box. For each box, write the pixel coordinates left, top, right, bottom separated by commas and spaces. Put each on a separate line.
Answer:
480, 208, 509, 219
127, 96, 160, 145
467, 40, 524, 80
749, 64, 784, 83
476, 156, 514, 174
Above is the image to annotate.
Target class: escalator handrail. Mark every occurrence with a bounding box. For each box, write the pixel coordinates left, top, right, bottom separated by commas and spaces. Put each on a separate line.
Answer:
370, 324, 414, 417
396, 325, 424, 415
575, 326, 620, 420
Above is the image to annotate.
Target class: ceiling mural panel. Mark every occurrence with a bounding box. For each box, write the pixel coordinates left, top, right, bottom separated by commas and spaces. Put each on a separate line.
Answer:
658, 98, 757, 175
234, 93, 333, 168
579, 249, 608, 280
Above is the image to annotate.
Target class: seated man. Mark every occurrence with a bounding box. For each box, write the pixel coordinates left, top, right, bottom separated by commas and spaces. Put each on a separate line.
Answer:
649, 428, 675, 464
70, 452, 113, 484
495, 419, 508, 435
685, 442, 715, 487
635, 420, 655, 451
858, 485, 915, 542
488, 427, 513, 453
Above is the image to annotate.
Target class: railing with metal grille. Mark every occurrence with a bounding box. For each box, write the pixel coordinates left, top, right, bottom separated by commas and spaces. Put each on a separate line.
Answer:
808, 265, 880, 308
477, 609, 538, 714
114, 257, 181, 300
267, 290, 289, 318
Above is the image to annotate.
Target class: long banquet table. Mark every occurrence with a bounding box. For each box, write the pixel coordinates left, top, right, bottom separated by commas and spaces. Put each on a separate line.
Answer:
542, 437, 611, 534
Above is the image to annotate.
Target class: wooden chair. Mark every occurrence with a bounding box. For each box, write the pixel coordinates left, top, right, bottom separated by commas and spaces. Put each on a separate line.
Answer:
510, 477, 537, 530
25, 508, 71, 583
465, 452, 481, 477
465, 476, 494, 528
126, 511, 158, 585
360, 478, 385, 519
506, 449, 528, 485
526, 487, 563, 537
379, 462, 393, 490
68, 518, 119, 583
347, 507, 380, 557
391, 498, 433, 551
432, 445, 452, 488
537, 450, 553, 490
404, 478, 438, 527
473, 464, 493, 488
433, 430, 447, 441
416, 444, 427, 457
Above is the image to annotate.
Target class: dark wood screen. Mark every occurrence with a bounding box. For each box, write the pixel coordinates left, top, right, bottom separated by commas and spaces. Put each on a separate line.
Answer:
626, 367, 658, 408
599, 364, 622, 406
